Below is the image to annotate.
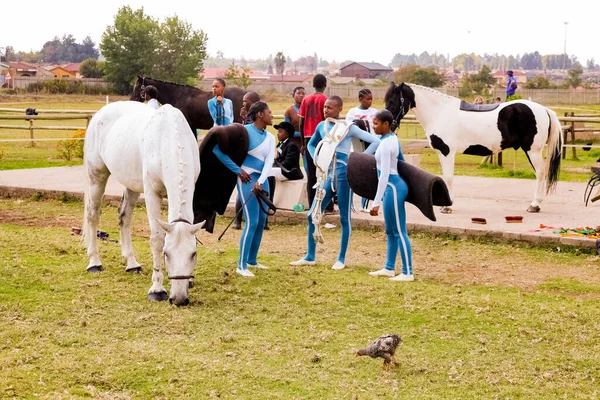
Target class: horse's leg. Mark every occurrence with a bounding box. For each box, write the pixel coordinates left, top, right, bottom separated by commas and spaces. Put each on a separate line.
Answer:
527, 150, 545, 213
119, 188, 142, 273
144, 189, 168, 301
85, 171, 109, 272
438, 150, 456, 213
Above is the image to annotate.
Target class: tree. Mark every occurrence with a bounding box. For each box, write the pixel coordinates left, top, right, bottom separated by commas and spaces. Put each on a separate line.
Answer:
394, 64, 420, 83
274, 52, 285, 75
524, 76, 551, 89
79, 58, 105, 78
587, 58, 597, 71
566, 63, 584, 88
470, 65, 495, 86
3, 46, 15, 62
101, 6, 159, 94
153, 15, 207, 85
267, 64, 273, 75
394, 65, 445, 87
224, 65, 253, 90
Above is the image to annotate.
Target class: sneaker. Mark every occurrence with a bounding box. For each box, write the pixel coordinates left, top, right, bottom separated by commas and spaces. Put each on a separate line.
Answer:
332, 261, 345, 270
236, 268, 255, 277
324, 223, 336, 229
290, 258, 316, 266
248, 263, 269, 269
369, 268, 395, 277
360, 208, 370, 213
390, 274, 414, 282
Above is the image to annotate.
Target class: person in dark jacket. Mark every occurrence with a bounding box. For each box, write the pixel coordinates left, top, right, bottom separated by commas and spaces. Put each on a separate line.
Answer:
264, 121, 303, 230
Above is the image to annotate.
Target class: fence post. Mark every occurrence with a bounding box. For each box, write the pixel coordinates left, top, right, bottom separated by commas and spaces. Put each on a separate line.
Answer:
85, 115, 91, 130
562, 112, 568, 159
28, 119, 35, 147
570, 111, 577, 159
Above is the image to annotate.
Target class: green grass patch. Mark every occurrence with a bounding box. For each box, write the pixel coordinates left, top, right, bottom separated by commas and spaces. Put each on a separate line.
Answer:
1, 198, 600, 398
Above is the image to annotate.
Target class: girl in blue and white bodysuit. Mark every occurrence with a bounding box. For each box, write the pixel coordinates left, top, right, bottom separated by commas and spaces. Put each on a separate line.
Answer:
290, 96, 380, 271
213, 102, 275, 277
368, 110, 414, 281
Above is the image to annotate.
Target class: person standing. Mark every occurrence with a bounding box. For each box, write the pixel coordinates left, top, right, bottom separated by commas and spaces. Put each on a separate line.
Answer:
368, 110, 414, 282
290, 96, 380, 271
284, 86, 306, 148
298, 74, 328, 206
505, 70, 517, 100
208, 78, 234, 127
233, 91, 261, 230
144, 85, 160, 110
212, 102, 275, 277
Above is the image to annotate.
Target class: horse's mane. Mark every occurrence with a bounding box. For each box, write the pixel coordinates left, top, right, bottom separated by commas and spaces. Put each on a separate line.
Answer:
405, 83, 455, 100
144, 76, 203, 91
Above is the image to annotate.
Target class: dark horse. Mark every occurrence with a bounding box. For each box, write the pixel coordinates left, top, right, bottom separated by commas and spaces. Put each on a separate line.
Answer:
130, 76, 246, 136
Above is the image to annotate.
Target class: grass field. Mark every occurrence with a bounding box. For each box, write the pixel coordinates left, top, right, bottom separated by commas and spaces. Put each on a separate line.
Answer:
1, 94, 599, 183
1, 197, 600, 398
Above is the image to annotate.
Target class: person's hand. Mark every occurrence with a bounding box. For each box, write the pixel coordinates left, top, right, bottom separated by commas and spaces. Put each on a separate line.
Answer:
370, 206, 379, 216
217, 95, 223, 104
240, 107, 247, 121
300, 145, 306, 155
238, 170, 251, 183
252, 182, 263, 193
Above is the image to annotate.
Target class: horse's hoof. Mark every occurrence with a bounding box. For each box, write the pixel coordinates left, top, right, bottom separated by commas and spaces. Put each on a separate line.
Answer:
527, 206, 541, 213
440, 207, 452, 214
188, 280, 194, 289
126, 266, 142, 274
87, 265, 103, 273
148, 291, 168, 302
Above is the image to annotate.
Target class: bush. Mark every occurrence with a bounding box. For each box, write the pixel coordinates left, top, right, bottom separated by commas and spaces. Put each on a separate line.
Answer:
26, 81, 45, 93
506, 94, 523, 101
44, 79, 68, 94
56, 129, 85, 160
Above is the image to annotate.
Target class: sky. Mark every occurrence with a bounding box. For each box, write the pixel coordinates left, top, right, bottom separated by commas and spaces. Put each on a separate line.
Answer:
1, 0, 598, 66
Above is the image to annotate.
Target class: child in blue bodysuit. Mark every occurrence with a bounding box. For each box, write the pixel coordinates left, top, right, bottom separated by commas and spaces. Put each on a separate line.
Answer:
368, 110, 414, 281
213, 102, 275, 277
208, 78, 234, 127
290, 96, 380, 271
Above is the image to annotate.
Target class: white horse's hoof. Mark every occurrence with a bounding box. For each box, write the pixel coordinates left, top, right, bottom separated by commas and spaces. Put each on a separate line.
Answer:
148, 291, 168, 302
527, 205, 541, 213
126, 266, 142, 274
440, 207, 452, 214
87, 265, 103, 273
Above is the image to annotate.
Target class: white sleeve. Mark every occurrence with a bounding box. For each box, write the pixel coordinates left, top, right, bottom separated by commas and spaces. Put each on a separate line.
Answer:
258, 135, 274, 185
345, 108, 356, 122
372, 144, 391, 208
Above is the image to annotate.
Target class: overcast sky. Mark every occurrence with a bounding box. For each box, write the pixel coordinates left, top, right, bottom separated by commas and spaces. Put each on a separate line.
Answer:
2, 0, 598, 66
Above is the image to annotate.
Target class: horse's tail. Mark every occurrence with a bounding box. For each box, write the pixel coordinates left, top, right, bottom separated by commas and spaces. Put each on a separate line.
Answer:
544, 108, 562, 194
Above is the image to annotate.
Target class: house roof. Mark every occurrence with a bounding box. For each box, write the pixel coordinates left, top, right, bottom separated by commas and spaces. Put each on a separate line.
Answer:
202, 67, 269, 80
341, 62, 393, 72
492, 69, 526, 77
50, 66, 74, 74
7, 62, 38, 71
329, 76, 356, 84
268, 74, 313, 83
62, 63, 81, 73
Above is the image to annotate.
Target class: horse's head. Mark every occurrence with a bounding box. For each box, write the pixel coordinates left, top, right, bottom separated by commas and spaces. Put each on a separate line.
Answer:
384, 82, 416, 131
130, 76, 146, 102
156, 218, 205, 306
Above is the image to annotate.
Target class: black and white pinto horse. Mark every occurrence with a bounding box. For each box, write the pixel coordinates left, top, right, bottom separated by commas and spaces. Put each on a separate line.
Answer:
385, 83, 562, 213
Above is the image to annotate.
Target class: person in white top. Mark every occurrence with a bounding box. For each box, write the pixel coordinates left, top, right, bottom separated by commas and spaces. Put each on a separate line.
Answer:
367, 110, 414, 282
346, 88, 378, 212
144, 85, 160, 110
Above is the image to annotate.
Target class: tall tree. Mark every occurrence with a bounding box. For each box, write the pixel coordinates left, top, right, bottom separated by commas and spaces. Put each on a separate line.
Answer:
153, 15, 207, 85
566, 62, 584, 88
100, 6, 159, 94
79, 58, 105, 78
274, 52, 285, 75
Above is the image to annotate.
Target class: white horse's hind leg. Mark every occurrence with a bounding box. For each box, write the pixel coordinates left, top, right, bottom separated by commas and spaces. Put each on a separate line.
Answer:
144, 189, 168, 301
85, 171, 109, 272
119, 189, 142, 273
438, 150, 456, 213
527, 150, 545, 213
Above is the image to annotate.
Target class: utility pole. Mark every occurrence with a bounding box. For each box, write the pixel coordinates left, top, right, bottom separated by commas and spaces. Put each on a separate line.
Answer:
563, 22, 568, 70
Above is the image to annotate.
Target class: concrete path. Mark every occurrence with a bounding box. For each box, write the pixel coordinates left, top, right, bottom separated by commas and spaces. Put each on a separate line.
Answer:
0, 166, 598, 249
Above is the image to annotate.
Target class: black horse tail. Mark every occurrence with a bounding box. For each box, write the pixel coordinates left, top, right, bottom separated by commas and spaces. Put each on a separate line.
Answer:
544, 109, 562, 194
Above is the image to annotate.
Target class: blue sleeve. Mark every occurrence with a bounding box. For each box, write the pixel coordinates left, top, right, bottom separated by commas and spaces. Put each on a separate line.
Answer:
208, 98, 217, 124
213, 144, 241, 175
307, 123, 324, 159
347, 125, 380, 155
397, 142, 406, 161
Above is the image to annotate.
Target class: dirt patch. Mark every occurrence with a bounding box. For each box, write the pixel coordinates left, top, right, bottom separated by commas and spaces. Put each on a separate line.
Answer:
0, 209, 79, 228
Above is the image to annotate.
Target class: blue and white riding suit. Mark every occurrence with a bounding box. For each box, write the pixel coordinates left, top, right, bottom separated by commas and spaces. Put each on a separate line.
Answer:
373, 132, 413, 275
303, 120, 380, 264
208, 96, 234, 127
213, 124, 274, 271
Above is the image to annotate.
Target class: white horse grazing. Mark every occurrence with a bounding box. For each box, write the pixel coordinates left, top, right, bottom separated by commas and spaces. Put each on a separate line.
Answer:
385, 83, 562, 213
82, 101, 203, 305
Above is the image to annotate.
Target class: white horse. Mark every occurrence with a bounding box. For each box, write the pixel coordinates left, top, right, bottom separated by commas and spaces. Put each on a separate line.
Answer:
385, 83, 562, 213
82, 101, 203, 305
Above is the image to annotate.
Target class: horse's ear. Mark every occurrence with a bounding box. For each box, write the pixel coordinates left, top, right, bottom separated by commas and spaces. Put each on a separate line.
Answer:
156, 219, 172, 233
190, 220, 205, 234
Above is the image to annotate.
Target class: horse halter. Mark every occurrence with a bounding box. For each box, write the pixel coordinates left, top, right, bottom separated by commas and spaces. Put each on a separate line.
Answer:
163, 218, 197, 281
391, 90, 409, 132
139, 77, 146, 101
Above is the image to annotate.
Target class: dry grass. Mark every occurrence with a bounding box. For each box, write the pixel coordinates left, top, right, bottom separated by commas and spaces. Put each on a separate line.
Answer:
1, 197, 600, 399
